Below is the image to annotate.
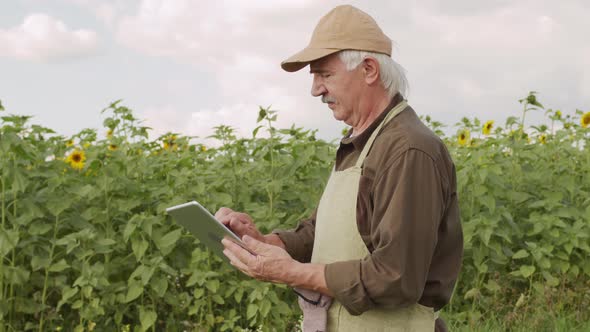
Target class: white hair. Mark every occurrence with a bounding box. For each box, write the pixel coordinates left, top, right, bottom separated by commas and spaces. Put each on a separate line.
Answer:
338, 50, 409, 98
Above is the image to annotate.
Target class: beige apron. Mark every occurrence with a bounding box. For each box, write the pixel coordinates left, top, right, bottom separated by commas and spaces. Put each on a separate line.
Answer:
310, 101, 435, 332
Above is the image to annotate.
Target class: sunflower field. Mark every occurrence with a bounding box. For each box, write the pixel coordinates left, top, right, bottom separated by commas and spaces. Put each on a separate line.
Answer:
0, 93, 589, 331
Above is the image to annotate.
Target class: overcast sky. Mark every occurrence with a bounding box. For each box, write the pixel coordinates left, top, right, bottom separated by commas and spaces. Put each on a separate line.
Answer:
1, 0, 589, 143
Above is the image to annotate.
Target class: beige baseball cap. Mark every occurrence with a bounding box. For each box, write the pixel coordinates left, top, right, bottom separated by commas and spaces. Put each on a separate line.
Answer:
281, 5, 392, 72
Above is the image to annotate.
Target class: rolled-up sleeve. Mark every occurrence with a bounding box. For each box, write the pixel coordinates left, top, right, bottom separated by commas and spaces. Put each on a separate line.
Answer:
325, 149, 446, 315
273, 210, 317, 263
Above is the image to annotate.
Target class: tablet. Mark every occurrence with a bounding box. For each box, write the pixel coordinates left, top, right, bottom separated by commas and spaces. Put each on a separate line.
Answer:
166, 201, 252, 259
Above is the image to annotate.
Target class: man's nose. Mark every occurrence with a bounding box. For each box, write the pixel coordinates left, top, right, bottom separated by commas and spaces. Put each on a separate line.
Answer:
311, 76, 327, 97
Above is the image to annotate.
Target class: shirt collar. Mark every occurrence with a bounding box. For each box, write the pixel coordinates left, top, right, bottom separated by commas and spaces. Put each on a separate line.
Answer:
340, 92, 404, 151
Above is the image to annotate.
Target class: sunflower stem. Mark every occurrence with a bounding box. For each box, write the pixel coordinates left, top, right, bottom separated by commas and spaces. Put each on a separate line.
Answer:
520, 104, 527, 137
225, 134, 239, 207
9, 184, 17, 328
0, 174, 5, 331
266, 115, 276, 226
103, 174, 111, 271
39, 213, 60, 332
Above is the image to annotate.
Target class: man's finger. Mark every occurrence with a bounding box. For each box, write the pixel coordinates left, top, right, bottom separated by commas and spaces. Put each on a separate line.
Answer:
229, 218, 249, 235
223, 247, 250, 272
215, 207, 233, 219
228, 212, 250, 225
235, 213, 252, 224
222, 238, 256, 265
243, 235, 272, 254
218, 217, 230, 226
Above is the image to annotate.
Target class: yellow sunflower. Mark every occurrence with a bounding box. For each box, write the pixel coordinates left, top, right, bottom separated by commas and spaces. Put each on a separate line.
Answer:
83, 142, 91, 149
458, 129, 470, 146
201, 145, 207, 152
163, 135, 179, 150
482, 120, 494, 135
65, 139, 74, 147
66, 149, 86, 170
539, 134, 547, 144
581, 112, 590, 128
555, 110, 562, 118
107, 129, 114, 138
524, 133, 531, 143
163, 142, 178, 151
108, 144, 118, 151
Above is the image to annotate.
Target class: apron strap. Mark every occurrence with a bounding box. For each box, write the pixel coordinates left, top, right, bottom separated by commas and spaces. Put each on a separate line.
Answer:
354, 100, 408, 168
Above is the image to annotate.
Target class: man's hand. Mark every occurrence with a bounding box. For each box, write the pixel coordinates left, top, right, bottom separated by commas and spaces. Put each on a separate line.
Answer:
215, 207, 286, 249
222, 236, 332, 295
222, 235, 299, 284
215, 207, 265, 242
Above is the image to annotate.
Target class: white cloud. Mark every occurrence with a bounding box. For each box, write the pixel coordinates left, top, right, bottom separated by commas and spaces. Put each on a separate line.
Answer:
392, 0, 590, 126
94, 3, 118, 27
140, 98, 344, 148
138, 105, 186, 138
116, 0, 590, 140
115, 0, 348, 139
138, 103, 260, 146
116, 0, 315, 61
60, 0, 125, 27
581, 51, 590, 100
0, 13, 99, 61
189, 104, 260, 142
408, 2, 563, 52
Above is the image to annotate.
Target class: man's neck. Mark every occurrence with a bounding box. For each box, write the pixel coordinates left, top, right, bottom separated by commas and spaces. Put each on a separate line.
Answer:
350, 92, 394, 137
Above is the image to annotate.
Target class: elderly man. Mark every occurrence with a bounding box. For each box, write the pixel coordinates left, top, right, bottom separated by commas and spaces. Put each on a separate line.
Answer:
219, 5, 462, 332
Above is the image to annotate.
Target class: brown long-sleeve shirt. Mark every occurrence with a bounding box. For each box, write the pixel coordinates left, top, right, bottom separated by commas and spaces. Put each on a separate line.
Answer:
275, 94, 462, 331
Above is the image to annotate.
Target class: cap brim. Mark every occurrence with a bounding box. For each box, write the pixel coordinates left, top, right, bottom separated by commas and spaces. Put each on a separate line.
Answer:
281, 47, 341, 72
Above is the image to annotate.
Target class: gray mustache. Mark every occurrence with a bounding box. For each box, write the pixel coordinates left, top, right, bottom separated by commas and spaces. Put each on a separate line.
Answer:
321, 96, 336, 104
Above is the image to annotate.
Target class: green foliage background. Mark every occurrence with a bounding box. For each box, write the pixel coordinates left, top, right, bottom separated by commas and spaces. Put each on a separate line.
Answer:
0, 94, 588, 331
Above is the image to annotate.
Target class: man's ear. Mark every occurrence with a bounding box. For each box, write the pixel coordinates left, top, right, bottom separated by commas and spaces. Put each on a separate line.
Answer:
362, 57, 380, 85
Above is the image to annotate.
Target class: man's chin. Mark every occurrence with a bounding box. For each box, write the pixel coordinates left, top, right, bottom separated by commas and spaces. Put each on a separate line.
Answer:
326, 104, 344, 120
331, 111, 344, 122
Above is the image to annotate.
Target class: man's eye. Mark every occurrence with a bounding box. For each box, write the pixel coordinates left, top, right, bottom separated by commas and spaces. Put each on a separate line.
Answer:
322, 73, 331, 79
